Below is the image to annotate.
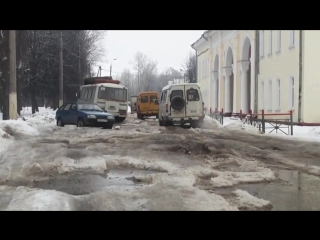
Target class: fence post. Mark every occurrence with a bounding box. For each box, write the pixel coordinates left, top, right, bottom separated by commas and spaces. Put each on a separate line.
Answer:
290, 110, 293, 135
221, 108, 224, 125
240, 110, 242, 120
249, 109, 253, 125
262, 110, 265, 133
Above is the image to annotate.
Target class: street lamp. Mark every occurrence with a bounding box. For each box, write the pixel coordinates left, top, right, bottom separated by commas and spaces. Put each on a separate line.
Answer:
110, 58, 117, 77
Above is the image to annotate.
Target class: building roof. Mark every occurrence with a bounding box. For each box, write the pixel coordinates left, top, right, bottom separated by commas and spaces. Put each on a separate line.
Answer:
190, 30, 209, 49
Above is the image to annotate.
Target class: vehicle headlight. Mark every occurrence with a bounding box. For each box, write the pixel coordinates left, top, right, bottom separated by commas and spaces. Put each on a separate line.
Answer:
87, 115, 96, 119
107, 115, 114, 119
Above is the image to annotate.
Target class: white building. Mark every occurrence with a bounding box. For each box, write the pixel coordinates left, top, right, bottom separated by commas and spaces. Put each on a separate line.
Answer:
191, 30, 257, 116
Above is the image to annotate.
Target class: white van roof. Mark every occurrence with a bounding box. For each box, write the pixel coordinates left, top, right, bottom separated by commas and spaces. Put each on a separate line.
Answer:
162, 83, 200, 91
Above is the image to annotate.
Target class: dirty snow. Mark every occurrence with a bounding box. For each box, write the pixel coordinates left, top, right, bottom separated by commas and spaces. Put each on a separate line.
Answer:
229, 189, 272, 210
0, 107, 56, 154
5, 186, 78, 211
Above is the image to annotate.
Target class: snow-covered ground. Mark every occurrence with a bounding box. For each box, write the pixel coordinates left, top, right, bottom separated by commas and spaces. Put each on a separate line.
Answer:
204, 115, 320, 142
1, 107, 320, 210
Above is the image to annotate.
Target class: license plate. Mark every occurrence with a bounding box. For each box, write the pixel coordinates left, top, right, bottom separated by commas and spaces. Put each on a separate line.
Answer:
97, 119, 108, 122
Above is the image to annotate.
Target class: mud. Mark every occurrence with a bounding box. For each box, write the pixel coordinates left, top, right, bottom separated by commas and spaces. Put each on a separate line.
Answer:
2, 114, 320, 210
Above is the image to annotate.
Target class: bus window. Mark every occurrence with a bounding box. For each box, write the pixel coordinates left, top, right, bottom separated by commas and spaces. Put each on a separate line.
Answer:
98, 87, 127, 101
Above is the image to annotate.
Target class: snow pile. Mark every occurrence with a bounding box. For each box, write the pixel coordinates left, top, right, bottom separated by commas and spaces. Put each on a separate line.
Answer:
230, 190, 272, 210
0, 128, 14, 154
22, 110, 56, 127
224, 119, 261, 133
0, 119, 40, 137
5, 186, 78, 211
127, 105, 131, 114
202, 115, 222, 129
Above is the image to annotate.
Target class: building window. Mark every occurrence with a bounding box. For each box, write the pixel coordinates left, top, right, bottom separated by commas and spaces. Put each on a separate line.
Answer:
276, 79, 281, 109
259, 30, 264, 57
289, 30, 295, 47
268, 80, 272, 110
268, 31, 272, 55
261, 81, 265, 109
276, 30, 281, 52
289, 77, 294, 109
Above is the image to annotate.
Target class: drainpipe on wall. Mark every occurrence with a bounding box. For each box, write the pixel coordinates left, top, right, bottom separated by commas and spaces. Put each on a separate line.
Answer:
298, 30, 303, 124
191, 45, 198, 83
254, 30, 260, 114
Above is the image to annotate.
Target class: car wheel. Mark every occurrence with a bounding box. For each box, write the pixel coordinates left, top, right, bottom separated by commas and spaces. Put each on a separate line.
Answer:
57, 118, 64, 127
77, 118, 85, 127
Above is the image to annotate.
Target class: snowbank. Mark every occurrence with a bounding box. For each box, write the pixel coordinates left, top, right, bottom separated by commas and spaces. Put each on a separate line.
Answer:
224, 118, 261, 134
202, 115, 222, 129
0, 119, 39, 136
23, 110, 56, 127
0, 107, 57, 154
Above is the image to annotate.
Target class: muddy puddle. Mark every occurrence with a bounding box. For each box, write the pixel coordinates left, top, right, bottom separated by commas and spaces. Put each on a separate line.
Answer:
214, 169, 320, 210
31, 169, 156, 195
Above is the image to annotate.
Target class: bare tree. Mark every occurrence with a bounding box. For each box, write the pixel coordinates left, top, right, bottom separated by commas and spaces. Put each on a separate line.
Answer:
182, 52, 196, 83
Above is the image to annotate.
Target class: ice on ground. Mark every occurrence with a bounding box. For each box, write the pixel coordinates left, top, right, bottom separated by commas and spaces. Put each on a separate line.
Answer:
230, 189, 272, 210
5, 186, 78, 211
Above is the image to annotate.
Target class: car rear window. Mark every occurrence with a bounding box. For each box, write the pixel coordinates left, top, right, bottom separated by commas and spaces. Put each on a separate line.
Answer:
170, 90, 183, 101
141, 96, 148, 103
150, 95, 158, 103
187, 89, 200, 101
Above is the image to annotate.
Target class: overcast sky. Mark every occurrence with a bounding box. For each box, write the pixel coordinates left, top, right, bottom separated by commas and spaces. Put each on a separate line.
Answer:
94, 30, 205, 77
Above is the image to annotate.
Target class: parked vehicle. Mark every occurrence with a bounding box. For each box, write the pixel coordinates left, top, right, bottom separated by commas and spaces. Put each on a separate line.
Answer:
137, 92, 159, 119
130, 96, 138, 113
158, 83, 204, 128
79, 77, 128, 122
56, 102, 115, 129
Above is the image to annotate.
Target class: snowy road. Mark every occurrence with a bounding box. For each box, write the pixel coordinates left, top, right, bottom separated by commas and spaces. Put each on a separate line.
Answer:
1, 111, 320, 210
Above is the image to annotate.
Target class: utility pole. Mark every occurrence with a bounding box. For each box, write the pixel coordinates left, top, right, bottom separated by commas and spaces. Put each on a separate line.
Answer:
78, 43, 81, 86
110, 58, 117, 78
59, 30, 63, 107
9, 30, 17, 120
